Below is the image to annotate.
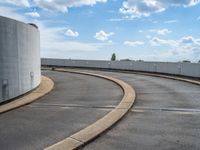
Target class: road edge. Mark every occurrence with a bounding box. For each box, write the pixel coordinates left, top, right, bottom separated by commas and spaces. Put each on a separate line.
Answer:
133, 72, 200, 86
45, 68, 136, 150
0, 75, 54, 114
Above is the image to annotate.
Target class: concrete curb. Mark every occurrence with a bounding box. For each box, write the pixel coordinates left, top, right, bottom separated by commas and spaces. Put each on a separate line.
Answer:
0, 76, 54, 114
133, 72, 200, 86
45, 68, 136, 150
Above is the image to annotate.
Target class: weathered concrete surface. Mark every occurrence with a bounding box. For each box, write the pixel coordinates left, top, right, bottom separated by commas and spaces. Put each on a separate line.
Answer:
81, 70, 200, 150
0, 16, 40, 103
0, 70, 123, 150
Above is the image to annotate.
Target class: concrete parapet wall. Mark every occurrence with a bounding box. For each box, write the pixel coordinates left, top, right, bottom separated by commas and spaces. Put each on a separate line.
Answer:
41, 58, 200, 78
0, 16, 41, 103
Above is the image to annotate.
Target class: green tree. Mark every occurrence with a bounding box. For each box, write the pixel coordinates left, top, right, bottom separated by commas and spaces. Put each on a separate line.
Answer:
120, 59, 131, 61
137, 59, 144, 62
182, 60, 191, 63
111, 53, 116, 61
199, 60, 200, 63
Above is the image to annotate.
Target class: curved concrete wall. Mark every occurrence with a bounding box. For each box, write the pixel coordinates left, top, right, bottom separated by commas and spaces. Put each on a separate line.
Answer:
41, 58, 200, 78
0, 16, 41, 103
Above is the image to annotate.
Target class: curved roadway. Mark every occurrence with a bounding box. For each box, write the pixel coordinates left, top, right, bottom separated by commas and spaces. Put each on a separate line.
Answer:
81, 70, 200, 150
0, 70, 123, 150
0, 69, 200, 150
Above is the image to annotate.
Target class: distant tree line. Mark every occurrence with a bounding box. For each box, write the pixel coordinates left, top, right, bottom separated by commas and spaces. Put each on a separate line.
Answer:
110, 53, 200, 63
182, 60, 191, 63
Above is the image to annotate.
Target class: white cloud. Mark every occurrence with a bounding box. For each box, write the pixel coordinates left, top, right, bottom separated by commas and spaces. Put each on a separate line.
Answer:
32, 23, 110, 59
150, 36, 200, 56
34, 22, 108, 54
0, 0, 107, 12
94, 30, 114, 41
124, 40, 144, 47
120, 0, 165, 18
148, 36, 200, 61
0, 0, 30, 7
65, 29, 79, 37
150, 36, 200, 47
0, 6, 27, 21
181, 36, 194, 44
164, 20, 177, 24
0, 4, 108, 58
148, 28, 172, 35
25, 12, 40, 18
197, 16, 200, 20
120, 0, 200, 18
157, 28, 171, 35
150, 37, 177, 46
33, 0, 107, 12
180, 36, 200, 46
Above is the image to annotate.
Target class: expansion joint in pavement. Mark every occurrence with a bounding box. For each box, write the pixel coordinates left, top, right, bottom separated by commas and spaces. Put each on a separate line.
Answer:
29, 103, 116, 110
132, 107, 200, 113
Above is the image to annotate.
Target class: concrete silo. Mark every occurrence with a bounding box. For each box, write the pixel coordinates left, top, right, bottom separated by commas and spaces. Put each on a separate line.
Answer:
0, 16, 41, 103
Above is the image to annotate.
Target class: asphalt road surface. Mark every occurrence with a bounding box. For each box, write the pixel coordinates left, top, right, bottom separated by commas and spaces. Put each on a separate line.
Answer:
0, 70, 123, 150
1, 69, 200, 150
81, 70, 200, 150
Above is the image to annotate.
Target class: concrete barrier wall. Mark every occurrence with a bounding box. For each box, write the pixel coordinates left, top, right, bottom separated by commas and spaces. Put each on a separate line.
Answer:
42, 58, 200, 78
0, 16, 41, 103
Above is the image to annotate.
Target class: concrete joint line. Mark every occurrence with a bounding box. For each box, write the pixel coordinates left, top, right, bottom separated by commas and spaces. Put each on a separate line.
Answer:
69, 137, 84, 144
44, 69, 136, 150
0, 76, 54, 114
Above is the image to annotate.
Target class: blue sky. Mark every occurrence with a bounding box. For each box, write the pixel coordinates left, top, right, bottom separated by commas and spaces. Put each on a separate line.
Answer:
0, 0, 200, 62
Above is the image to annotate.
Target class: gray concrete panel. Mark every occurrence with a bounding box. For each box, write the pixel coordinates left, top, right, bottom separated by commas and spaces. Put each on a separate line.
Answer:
41, 58, 200, 78
0, 16, 40, 102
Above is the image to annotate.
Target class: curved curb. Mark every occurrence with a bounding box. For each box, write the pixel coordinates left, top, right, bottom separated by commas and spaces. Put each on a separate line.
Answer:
133, 72, 200, 86
0, 76, 54, 114
45, 68, 136, 150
